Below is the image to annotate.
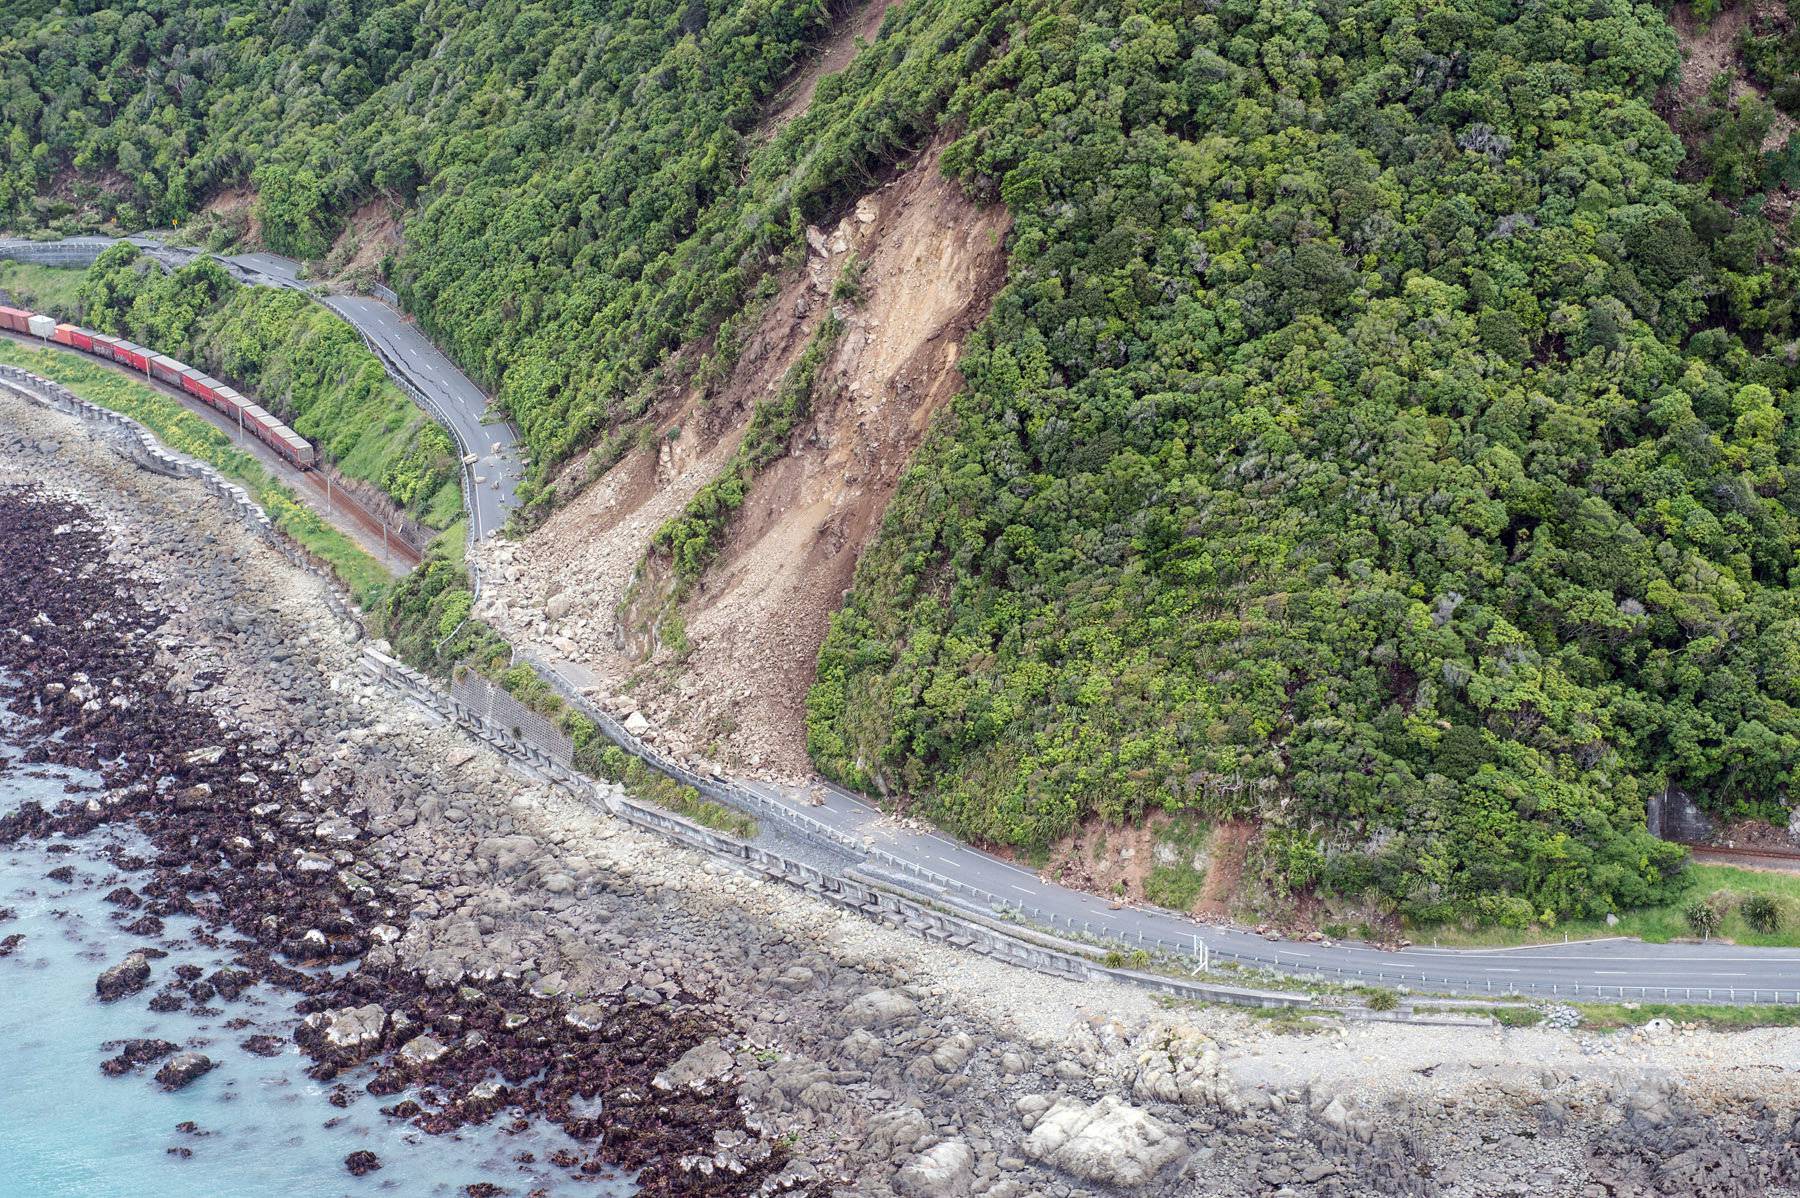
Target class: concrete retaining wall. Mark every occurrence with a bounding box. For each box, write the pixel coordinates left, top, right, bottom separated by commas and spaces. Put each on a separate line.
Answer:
1648, 786, 1715, 843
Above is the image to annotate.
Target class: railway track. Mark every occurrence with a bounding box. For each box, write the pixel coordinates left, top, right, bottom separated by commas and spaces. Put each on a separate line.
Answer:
1686, 843, 1800, 872
0, 329, 424, 571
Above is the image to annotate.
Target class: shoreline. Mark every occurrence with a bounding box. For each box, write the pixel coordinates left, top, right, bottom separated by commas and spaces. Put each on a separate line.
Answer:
8, 386, 1800, 1197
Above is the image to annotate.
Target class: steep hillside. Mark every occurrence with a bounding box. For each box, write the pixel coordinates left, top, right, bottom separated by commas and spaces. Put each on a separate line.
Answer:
806, 0, 1800, 927
6, 0, 1800, 928
479, 139, 1007, 775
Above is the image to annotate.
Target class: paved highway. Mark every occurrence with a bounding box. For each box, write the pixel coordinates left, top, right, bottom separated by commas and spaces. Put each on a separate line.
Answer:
12, 236, 1800, 1004
0, 237, 523, 540
726, 774, 1800, 1003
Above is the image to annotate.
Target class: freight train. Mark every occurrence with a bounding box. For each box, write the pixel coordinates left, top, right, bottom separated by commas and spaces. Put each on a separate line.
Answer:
0, 304, 317, 469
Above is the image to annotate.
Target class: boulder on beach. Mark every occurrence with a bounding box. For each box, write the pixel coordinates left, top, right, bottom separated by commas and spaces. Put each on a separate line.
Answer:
844, 988, 918, 1030
95, 952, 152, 1001
652, 1038, 734, 1094
296, 1003, 389, 1065
398, 1034, 449, 1069
154, 1052, 217, 1091
1021, 1094, 1187, 1187
895, 1138, 974, 1196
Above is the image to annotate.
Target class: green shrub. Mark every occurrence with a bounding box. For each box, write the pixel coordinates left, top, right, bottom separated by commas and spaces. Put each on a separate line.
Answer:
1686, 898, 1724, 940
1742, 894, 1783, 934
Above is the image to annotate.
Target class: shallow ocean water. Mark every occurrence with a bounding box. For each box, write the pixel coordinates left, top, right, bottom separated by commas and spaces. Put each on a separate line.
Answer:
0, 749, 634, 1198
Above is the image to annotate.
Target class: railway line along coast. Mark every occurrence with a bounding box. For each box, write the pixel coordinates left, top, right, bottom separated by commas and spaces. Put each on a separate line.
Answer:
9, 238, 1800, 1013
12, 343, 1800, 1198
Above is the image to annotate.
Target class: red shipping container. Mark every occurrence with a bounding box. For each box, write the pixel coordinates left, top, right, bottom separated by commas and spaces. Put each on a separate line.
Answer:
0, 306, 30, 333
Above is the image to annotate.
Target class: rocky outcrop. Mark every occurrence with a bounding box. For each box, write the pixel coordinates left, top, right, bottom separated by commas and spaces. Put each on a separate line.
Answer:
100, 1038, 179, 1076
154, 1052, 217, 1091
1021, 1095, 1187, 1188
295, 1004, 388, 1065
844, 988, 917, 1030
653, 1038, 734, 1094
895, 1138, 974, 1196
94, 952, 152, 1001
345, 1150, 382, 1176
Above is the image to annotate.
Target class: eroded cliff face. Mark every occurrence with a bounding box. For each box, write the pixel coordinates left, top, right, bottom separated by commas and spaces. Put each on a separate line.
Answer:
477, 138, 1007, 778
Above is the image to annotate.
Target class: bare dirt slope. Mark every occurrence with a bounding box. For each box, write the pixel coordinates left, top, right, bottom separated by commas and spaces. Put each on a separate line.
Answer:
668, 145, 1008, 776
323, 196, 404, 283
481, 142, 1007, 780
757, 0, 897, 141
478, 260, 827, 672
1671, 0, 1798, 151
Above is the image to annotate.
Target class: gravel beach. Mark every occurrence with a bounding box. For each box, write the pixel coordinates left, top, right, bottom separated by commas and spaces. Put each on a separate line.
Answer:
7, 386, 1800, 1198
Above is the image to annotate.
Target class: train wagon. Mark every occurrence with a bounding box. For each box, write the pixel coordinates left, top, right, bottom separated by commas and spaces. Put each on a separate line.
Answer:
183, 372, 226, 409
9, 304, 319, 474
149, 355, 187, 387
112, 341, 151, 373
53, 324, 93, 351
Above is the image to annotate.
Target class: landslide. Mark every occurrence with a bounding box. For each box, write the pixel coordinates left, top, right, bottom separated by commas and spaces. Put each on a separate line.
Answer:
487, 140, 1007, 777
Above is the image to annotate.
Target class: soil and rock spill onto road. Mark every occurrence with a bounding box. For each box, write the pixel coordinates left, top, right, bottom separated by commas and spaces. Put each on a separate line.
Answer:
11, 396, 1800, 1198
0, 483, 813, 1197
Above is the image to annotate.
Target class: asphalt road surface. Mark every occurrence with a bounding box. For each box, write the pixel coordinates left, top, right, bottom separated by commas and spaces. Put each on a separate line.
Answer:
13, 237, 1800, 1005
0, 237, 522, 540
738, 773, 1800, 1003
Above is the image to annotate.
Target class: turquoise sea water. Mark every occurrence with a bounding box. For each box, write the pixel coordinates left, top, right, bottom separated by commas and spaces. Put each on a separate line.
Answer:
0, 750, 633, 1198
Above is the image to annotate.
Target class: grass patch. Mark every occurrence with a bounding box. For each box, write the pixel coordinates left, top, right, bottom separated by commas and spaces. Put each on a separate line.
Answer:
0, 260, 86, 316
1414, 1005, 1546, 1026
1144, 863, 1207, 911
592, 745, 758, 839
1574, 1002, 1800, 1031
1420, 864, 1800, 949
1245, 1006, 1339, 1034
0, 339, 392, 605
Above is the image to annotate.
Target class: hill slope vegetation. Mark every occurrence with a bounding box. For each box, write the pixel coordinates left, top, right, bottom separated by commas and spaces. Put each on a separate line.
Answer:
3, 0, 1798, 924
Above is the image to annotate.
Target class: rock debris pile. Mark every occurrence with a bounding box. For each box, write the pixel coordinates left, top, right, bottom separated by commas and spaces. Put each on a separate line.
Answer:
7, 390, 1800, 1198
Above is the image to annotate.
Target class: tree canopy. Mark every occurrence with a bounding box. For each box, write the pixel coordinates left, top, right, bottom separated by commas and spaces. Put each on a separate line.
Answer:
4, 0, 1798, 923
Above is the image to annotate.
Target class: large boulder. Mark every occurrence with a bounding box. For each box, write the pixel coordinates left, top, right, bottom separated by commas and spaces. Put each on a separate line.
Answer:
1022, 1094, 1187, 1187
296, 1003, 389, 1065
95, 952, 152, 1001
398, 1034, 449, 1070
896, 1139, 974, 1197
154, 1052, 217, 1091
653, 1038, 735, 1094
844, 988, 918, 1030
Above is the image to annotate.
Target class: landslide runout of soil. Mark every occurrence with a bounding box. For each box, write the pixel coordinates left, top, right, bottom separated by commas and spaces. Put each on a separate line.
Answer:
485, 140, 1008, 780
14, 393, 1800, 1198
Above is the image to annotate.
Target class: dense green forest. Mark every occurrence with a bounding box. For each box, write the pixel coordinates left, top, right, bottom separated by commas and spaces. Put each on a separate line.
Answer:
2, 0, 1798, 923
809, 0, 1800, 926
70, 246, 459, 524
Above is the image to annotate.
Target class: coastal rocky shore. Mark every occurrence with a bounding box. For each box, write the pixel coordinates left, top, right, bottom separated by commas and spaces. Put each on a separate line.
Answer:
6, 387, 1800, 1197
